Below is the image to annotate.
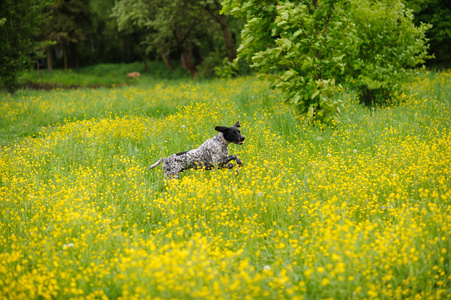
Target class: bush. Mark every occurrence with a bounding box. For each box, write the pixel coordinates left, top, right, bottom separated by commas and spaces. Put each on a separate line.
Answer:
222, 0, 356, 125
196, 51, 226, 79
340, 0, 432, 106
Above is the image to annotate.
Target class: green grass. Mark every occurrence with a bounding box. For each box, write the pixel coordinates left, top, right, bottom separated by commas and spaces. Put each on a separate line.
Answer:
0, 66, 194, 145
0, 69, 450, 299
17, 62, 189, 89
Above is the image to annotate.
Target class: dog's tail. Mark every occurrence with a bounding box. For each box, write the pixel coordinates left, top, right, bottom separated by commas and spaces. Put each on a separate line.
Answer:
148, 158, 164, 170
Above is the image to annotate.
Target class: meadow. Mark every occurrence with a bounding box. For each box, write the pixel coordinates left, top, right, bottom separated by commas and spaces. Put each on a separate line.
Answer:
0, 70, 450, 299
17, 62, 188, 90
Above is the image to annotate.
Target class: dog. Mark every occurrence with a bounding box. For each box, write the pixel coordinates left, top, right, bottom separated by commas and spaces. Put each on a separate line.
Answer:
149, 121, 245, 179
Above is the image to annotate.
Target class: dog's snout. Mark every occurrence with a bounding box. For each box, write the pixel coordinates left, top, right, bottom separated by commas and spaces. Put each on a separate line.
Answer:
241, 136, 245, 142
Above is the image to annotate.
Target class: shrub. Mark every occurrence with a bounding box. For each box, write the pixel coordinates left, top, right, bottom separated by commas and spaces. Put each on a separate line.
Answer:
222, 0, 357, 125
340, 0, 433, 106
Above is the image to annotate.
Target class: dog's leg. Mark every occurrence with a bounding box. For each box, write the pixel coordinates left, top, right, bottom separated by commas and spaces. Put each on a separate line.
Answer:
164, 172, 179, 180
162, 164, 181, 180
219, 155, 243, 168
223, 162, 235, 169
228, 155, 243, 166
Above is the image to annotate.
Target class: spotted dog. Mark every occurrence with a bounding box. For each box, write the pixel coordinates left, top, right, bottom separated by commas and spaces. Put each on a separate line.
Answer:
148, 121, 245, 179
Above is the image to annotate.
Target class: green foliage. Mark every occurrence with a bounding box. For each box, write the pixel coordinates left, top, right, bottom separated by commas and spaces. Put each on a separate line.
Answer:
43, 0, 91, 44
341, 0, 433, 105
195, 51, 227, 79
34, 0, 92, 70
111, 0, 151, 34
74, 0, 135, 65
404, 0, 451, 66
112, 0, 205, 76
0, 0, 53, 92
112, 0, 240, 78
214, 58, 239, 78
222, 0, 357, 125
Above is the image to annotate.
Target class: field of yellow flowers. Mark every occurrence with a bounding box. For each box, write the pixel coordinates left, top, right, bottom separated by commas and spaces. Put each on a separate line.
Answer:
1, 71, 450, 299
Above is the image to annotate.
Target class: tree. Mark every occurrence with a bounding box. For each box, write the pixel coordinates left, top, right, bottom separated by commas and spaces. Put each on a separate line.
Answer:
112, 0, 238, 78
0, 0, 53, 92
87, 0, 139, 65
111, 0, 154, 72
38, 0, 91, 71
203, 0, 237, 62
147, 0, 207, 77
222, 0, 357, 125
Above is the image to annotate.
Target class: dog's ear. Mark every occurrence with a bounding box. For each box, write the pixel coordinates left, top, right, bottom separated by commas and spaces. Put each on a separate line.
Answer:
234, 121, 240, 128
215, 126, 227, 132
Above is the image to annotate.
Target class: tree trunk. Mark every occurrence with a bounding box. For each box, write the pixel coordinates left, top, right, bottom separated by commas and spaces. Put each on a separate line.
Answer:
217, 14, 236, 62
173, 20, 198, 78
46, 47, 53, 72
181, 53, 187, 70
74, 44, 80, 69
434, 46, 441, 61
159, 50, 174, 70
206, 2, 237, 62
63, 47, 68, 71
142, 47, 148, 73
181, 48, 197, 78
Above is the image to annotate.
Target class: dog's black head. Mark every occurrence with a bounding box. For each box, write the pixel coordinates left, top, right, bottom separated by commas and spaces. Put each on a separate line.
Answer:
215, 121, 245, 145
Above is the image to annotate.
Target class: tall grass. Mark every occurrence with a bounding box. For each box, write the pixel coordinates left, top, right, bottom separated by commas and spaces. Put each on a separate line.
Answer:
0, 71, 450, 299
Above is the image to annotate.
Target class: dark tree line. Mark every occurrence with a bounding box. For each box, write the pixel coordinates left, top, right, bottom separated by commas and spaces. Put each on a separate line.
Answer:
1, 0, 450, 92
1, 0, 242, 92
405, 0, 451, 65
41, 0, 241, 78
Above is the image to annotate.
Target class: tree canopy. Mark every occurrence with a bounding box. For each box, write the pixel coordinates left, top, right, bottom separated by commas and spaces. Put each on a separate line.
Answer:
112, 0, 238, 77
